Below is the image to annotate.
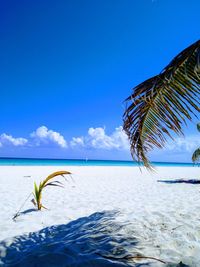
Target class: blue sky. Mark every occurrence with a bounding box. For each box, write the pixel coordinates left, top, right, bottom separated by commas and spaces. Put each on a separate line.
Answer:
0, 0, 199, 162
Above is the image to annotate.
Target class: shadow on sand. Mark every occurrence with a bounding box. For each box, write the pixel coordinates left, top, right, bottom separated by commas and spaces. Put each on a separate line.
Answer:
0, 210, 153, 267
19, 208, 37, 215
158, 179, 200, 184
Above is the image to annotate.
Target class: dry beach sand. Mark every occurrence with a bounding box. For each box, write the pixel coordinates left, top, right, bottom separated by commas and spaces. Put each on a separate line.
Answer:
0, 166, 200, 266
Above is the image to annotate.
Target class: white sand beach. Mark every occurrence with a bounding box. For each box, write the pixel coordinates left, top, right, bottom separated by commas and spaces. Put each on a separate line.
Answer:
0, 165, 200, 266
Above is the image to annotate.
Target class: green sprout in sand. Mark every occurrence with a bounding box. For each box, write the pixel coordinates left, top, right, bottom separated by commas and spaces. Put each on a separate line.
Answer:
33, 170, 71, 210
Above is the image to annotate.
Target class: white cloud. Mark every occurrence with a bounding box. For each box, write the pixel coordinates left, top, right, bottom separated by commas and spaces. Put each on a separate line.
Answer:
0, 134, 28, 147
71, 126, 129, 150
165, 135, 200, 152
88, 127, 115, 149
110, 126, 130, 150
70, 137, 85, 147
31, 126, 67, 148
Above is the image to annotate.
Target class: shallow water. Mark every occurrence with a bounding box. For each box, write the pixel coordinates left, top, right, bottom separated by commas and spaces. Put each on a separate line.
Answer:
0, 158, 197, 167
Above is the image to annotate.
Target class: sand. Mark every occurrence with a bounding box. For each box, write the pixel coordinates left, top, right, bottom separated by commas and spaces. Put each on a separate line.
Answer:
0, 165, 200, 266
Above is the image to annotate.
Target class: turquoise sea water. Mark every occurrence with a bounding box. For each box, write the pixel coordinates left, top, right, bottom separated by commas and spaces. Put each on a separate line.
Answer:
0, 158, 197, 167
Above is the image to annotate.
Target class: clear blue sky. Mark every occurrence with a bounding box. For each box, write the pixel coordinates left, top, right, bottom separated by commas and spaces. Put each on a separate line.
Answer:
0, 0, 199, 161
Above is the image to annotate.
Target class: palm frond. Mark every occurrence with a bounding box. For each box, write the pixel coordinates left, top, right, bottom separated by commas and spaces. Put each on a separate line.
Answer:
123, 40, 200, 168
192, 148, 200, 163
197, 122, 200, 132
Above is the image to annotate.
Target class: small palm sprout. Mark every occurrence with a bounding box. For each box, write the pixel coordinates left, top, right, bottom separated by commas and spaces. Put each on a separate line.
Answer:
33, 171, 71, 210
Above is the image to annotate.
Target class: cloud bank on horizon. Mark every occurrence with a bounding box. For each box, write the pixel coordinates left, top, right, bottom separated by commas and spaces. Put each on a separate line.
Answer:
0, 126, 129, 150
0, 125, 199, 162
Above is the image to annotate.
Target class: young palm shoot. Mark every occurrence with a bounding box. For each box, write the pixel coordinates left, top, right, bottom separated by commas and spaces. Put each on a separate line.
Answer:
33, 171, 71, 210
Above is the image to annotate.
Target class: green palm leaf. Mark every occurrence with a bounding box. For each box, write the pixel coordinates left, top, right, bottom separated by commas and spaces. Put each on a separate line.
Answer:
192, 148, 200, 163
123, 40, 200, 168
197, 122, 200, 132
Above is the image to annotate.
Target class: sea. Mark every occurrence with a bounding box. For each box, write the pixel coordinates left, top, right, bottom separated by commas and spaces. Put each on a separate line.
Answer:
0, 158, 197, 167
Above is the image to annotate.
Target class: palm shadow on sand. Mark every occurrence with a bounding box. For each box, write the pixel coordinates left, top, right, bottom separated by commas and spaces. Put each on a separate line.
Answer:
0, 210, 148, 267
158, 179, 200, 184
0, 211, 189, 267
